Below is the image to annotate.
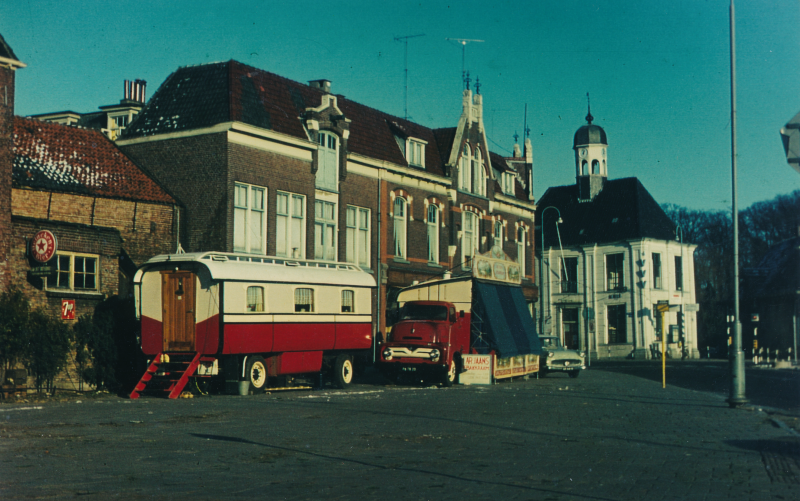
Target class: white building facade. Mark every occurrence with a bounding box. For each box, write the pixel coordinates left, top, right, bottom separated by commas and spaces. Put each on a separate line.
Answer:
537, 111, 699, 359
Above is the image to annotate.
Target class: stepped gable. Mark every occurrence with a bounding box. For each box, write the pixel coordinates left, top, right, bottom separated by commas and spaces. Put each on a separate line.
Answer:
123, 60, 450, 176
538, 177, 676, 247
12, 117, 174, 204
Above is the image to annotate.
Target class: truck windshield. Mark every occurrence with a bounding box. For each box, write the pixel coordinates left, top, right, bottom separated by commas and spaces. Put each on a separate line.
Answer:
400, 304, 448, 321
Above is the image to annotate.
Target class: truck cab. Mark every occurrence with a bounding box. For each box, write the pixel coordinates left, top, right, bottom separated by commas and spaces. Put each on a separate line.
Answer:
380, 300, 468, 386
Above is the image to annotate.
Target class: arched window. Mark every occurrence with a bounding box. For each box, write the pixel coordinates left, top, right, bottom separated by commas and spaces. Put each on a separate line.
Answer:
517, 226, 526, 278
494, 220, 503, 247
592, 159, 599, 174
581, 160, 588, 176
460, 144, 471, 191
462, 211, 479, 269
427, 204, 439, 263
472, 149, 485, 196
393, 197, 408, 259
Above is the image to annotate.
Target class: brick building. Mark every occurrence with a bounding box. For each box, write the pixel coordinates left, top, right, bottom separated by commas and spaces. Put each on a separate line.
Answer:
0, 33, 181, 390
116, 61, 538, 335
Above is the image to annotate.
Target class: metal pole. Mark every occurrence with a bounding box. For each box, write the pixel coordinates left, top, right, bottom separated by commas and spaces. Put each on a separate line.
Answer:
539, 207, 561, 337
662, 309, 667, 388
728, 0, 747, 407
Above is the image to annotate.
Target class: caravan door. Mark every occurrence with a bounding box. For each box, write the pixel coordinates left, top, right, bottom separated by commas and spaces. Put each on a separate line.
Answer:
161, 271, 196, 352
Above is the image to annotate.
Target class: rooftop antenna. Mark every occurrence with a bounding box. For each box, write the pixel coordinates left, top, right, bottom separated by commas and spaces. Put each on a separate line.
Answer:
446, 38, 484, 86
394, 34, 425, 120
586, 92, 593, 124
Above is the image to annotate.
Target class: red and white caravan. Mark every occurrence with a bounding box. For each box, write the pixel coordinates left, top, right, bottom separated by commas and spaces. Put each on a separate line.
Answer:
130, 252, 376, 398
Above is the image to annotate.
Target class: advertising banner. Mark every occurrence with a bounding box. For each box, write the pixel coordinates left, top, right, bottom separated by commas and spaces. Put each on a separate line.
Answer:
459, 354, 492, 385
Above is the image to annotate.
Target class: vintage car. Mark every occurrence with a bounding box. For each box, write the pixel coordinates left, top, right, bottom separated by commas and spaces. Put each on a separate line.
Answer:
539, 336, 586, 378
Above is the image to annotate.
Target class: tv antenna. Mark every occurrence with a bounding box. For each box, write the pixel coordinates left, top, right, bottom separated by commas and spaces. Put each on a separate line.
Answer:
446, 38, 484, 84
394, 33, 425, 120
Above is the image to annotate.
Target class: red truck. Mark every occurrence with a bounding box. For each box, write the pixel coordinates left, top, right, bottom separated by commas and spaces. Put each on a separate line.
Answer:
379, 246, 541, 385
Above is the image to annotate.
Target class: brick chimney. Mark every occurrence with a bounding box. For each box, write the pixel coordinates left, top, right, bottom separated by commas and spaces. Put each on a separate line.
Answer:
0, 33, 25, 291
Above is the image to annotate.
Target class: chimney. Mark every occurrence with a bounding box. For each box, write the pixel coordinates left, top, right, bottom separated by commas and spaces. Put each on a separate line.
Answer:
308, 79, 331, 94
123, 79, 147, 104
0, 33, 25, 292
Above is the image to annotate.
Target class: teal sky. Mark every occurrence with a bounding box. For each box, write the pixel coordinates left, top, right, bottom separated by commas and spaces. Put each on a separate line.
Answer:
2, 0, 798, 211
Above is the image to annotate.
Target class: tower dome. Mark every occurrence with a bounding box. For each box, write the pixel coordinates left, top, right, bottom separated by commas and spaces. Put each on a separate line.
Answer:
573, 111, 607, 147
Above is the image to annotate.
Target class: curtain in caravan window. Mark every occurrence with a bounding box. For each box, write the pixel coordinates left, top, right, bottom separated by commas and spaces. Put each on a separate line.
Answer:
247, 286, 264, 312
295, 288, 314, 312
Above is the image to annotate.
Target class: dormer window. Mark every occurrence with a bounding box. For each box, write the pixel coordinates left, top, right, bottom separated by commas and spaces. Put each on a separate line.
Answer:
317, 131, 338, 192
502, 172, 515, 195
406, 138, 426, 167
459, 143, 487, 197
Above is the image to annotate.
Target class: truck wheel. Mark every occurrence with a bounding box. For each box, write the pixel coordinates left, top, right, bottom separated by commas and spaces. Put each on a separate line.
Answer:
568, 370, 580, 379
333, 354, 353, 389
246, 356, 268, 392
441, 359, 456, 387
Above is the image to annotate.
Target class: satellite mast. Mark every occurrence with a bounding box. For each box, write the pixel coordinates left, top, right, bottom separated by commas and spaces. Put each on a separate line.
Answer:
445, 38, 484, 84
394, 34, 425, 120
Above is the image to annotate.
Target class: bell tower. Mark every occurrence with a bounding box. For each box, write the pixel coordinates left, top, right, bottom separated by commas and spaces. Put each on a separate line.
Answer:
573, 97, 607, 201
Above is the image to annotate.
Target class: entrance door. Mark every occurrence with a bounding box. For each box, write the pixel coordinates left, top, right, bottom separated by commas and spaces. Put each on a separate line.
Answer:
562, 308, 580, 349
161, 271, 196, 352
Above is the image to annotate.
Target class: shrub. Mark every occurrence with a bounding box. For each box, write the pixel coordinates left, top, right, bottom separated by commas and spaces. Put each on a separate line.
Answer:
0, 288, 31, 384
26, 308, 73, 393
73, 309, 117, 391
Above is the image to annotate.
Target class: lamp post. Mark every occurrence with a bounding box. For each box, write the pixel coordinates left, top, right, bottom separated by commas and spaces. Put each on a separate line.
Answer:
539, 206, 562, 337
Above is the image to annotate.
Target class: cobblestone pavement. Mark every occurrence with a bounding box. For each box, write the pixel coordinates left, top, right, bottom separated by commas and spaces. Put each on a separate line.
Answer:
1, 361, 798, 500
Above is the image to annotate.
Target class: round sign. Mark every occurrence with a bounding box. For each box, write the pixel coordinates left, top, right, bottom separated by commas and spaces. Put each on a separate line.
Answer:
31, 230, 57, 263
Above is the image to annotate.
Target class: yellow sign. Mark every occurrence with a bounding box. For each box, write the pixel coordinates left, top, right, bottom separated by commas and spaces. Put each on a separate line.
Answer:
472, 245, 522, 284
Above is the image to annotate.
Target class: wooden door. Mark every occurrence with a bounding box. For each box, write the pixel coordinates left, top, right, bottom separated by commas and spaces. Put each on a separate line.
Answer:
562, 308, 580, 350
161, 271, 196, 352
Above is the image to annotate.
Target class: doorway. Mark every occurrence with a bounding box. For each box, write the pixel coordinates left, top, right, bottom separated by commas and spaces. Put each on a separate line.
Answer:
562, 308, 580, 349
161, 271, 196, 352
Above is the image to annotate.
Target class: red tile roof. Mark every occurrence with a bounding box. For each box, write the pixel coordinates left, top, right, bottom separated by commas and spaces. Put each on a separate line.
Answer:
12, 117, 175, 204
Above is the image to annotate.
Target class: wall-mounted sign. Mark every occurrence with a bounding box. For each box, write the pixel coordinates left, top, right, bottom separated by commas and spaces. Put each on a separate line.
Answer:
459, 354, 492, 385
30, 230, 57, 263
61, 299, 75, 320
472, 245, 522, 285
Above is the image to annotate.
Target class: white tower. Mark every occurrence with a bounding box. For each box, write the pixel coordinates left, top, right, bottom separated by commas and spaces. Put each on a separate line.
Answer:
573, 103, 608, 201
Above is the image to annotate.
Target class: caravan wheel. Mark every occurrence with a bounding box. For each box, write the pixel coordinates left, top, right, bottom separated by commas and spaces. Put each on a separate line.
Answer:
246, 356, 268, 392
333, 355, 353, 389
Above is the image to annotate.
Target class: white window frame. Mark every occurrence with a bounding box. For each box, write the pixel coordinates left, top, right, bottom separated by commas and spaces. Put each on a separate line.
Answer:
517, 226, 526, 277
341, 289, 355, 313
493, 219, 504, 247
393, 197, 408, 259
346, 205, 370, 268
317, 131, 339, 192
472, 148, 486, 196
246, 286, 265, 312
652, 252, 662, 289
314, 200, 337, 261
276, 191, 306, 259
47, 251, 100, 292
606, 253, 625, 291
234, 182, 267, 254
294, 288, 315, 313
462, 211, 479, 269
459, 144, 471, 192
406, 138, 426, 167
427, 204, 440, 263
502, 172, 515, 195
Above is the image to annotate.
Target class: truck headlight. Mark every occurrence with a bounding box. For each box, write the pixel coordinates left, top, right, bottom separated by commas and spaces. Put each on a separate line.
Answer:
579, 351, 585, 358
429, 349, 440, 361
382, 348, 393, 361
548, 352, 554, 358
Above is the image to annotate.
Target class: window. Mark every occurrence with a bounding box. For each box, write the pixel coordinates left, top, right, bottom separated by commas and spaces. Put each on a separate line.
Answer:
295, 288, 314, 312
592, 159, 599, 174
674, 255, 683, 291
517, 226, 526, 277
459, 144, 471, 191
314, 200, 336, 261
247, 286, 264, 312
317, 131, 338, 192
502, 172, 515, 195
606, 253, 624, 290
341, 290, 355, 313
276, 192, 305, 258
472, 148, 486, 196
113, 115, 128, 128
427, 205, 440, 263
493, 220, 504, 246
581, 160, 588, 176
462, 211, 479, 268
393, 197, 407, 259
561, 257, 578, 293
49, 252, 98, 291
407, 139, 425, 167
652, 253, 662, 289
234, 183, 266, 254
346, 206, 370, 267
607, 304, 627, 344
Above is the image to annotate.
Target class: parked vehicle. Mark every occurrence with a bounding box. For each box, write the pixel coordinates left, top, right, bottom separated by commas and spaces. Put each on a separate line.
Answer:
379, 247, 542, 385
539, 336, 585, 378
130, 252, 376, 398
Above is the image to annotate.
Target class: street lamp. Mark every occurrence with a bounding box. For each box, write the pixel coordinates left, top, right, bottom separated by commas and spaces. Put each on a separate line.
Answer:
539, 206, 562, 337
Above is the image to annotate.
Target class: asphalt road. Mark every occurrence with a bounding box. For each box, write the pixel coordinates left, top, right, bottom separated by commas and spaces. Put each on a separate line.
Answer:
1, 360, 798, 500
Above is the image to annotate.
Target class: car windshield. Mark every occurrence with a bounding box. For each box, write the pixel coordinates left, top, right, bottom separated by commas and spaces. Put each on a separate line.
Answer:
400, 303, 448, 321
541, 337, 561, 348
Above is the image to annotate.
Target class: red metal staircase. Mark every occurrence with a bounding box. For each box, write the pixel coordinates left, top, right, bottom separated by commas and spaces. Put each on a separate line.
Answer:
130, 352, 208, 399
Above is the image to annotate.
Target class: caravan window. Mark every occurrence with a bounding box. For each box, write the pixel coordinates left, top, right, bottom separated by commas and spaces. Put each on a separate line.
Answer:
341, 290, 355, 313
295, 288, 314, 312
246, 286, 264, 312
